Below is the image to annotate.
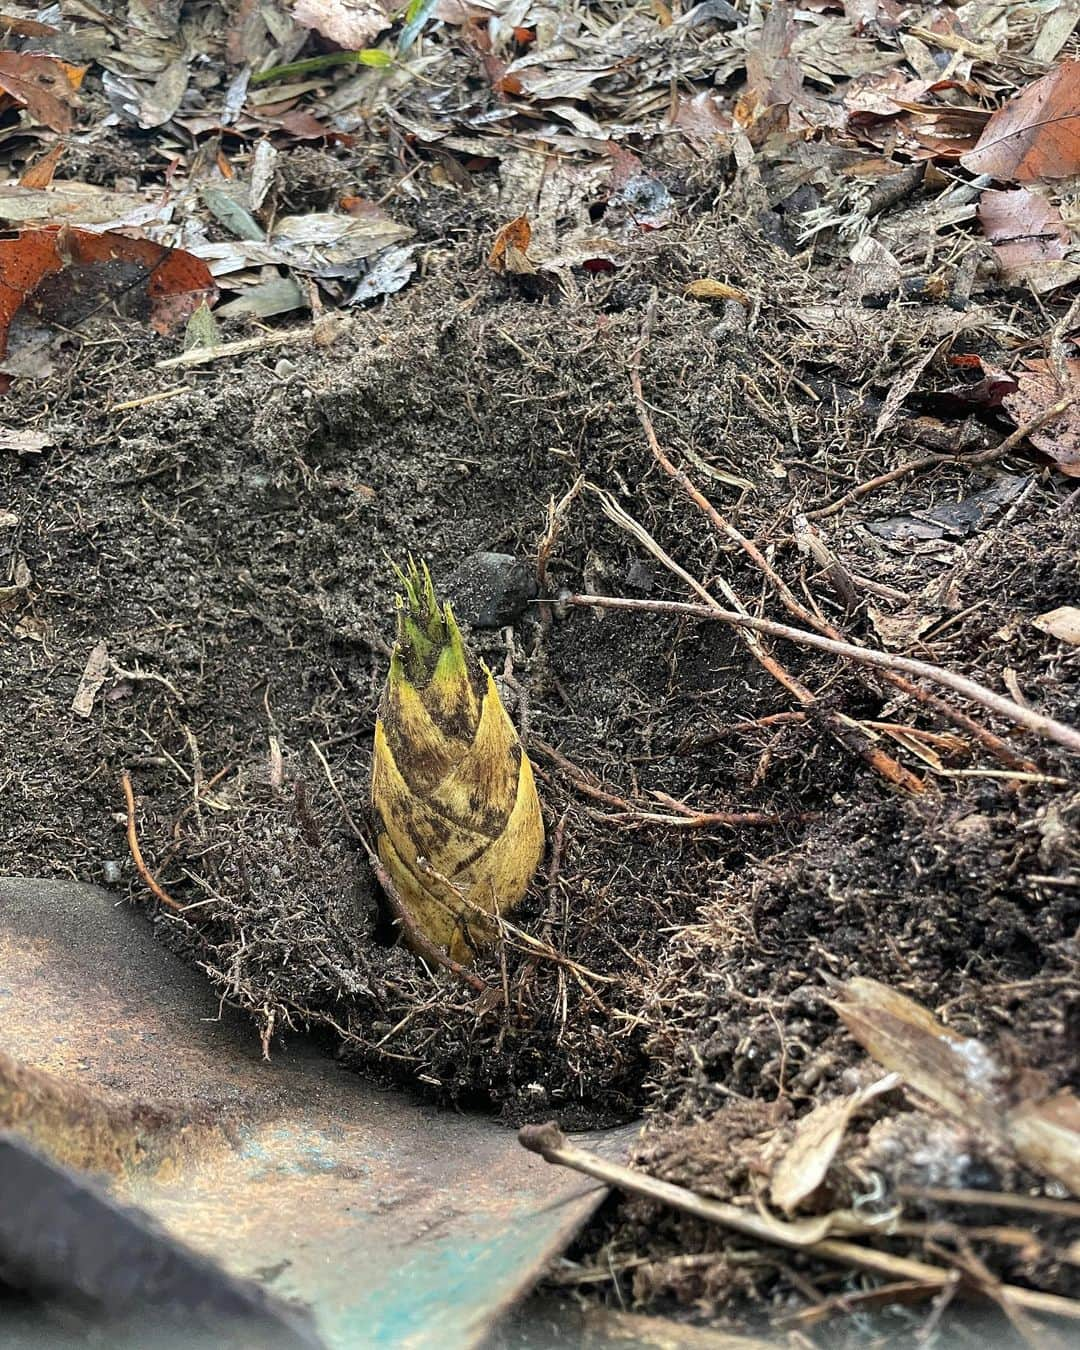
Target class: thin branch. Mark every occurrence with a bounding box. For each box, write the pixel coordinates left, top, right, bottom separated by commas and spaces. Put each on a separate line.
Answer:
533, 739, 807, 829
627, 317, 1035, 772
803, 394, 1077, 521
518, 1123, 1080, 1324
624, 312, 924, 793
565, 595, 1080, 758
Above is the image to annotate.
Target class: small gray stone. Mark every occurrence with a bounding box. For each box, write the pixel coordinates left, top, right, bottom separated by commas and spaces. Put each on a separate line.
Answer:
625, 559, 655, 593
443, 552, 537, 629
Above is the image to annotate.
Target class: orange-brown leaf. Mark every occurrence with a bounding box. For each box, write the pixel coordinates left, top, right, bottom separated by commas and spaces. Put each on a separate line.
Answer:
0, 226, 216, 362
487, 214, 532, 273
961, 60, 1080, 182
977, 188, 1069, 277
0, 52, 84, 133
19, 141, 64, 189
1002, 358, 1080, 476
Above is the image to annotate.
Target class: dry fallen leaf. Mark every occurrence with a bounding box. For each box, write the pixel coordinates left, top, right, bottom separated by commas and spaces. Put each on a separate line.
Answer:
0, 227, 217, 364
684, 278, 751, 305
291, 0, 391, 49
770, 1075, 898, 1214
14, 613, 47, 641
1002, 357, 1080, 476
269, 211, 411, 271
669, 91, 732, 147
0, 426, 54, 456
19, 141, 65, 189
0, 554, 30, 610
488, 214, 534, 274
71, 640, 110, 718
831, 977, 1080, 1196
977, 188, 1072, 291
1033, 605, 1080, 645
0, 52, 85, 134
961, 60, 1080, 183
1008, 1093, 1080, 1196
867, 607, 936, 647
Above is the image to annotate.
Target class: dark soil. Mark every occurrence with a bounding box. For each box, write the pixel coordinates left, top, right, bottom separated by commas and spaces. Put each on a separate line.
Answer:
2, 131, 1078, 1333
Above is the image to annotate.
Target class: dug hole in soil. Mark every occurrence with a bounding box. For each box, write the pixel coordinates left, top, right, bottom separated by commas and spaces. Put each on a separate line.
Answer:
2, 164, 1078, 1328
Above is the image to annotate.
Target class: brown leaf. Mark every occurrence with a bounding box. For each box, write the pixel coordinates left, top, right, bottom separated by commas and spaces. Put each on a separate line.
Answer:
1002, 357, 1080, 475
71, 640, 110, 718
19, 141, 64, 189
0, 226, 216, 366
290, 0, 391, 48
0, 52, 84, 133
669, 92, 733, 148
770, 1075, 897, 1214
0, 13, 60, 36
961, 60, 1080, 183
977, 188, 1070, 286
832, 978, 1080, 1196
684, 278, 751, 305
738, 0, 802, 137
488, 215, 534, 274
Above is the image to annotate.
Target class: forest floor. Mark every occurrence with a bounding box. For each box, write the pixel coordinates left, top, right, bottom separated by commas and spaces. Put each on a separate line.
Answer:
1, 1, 1078, 1344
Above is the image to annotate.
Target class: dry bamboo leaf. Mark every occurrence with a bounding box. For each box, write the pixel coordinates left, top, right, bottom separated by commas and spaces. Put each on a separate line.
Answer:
1033, 605, 1080, 645
875, 339, 945, 438
684, 278, 751, 305
1007, 1094, 1080, 1196
832, 978, 1005, 1131
770, 1074, 898, 1213
832, 978, 1080, 1196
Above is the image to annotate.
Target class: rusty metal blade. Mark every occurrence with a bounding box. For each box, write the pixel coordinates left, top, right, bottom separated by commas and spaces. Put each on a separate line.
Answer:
0, 878, 635, 1348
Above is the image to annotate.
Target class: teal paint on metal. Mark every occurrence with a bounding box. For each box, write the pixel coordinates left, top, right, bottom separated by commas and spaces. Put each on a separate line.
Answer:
339, 1218, 593, 1348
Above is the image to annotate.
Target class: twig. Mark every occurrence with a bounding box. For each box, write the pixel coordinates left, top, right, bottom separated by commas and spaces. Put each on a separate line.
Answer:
537, 475, 583, 632
155, 320, 346, 370
777, 1279, 941, 1329
120, 771, 183, 912
897, 1186, 1080, 1221
539, 809, 569, 947
518, 1123, 1080, 1324
566, 595, 1080, 758
109, 386, 187, 412
628, 315, 1034, 772
589, 477, 923, 793
804, 395, 1077, 521
110, 660, 184, 704
624, 314, 925, 791
532, 740, 804, 828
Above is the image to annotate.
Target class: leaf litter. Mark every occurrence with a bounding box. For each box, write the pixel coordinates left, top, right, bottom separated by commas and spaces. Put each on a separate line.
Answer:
1, 0, 1080, 1343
